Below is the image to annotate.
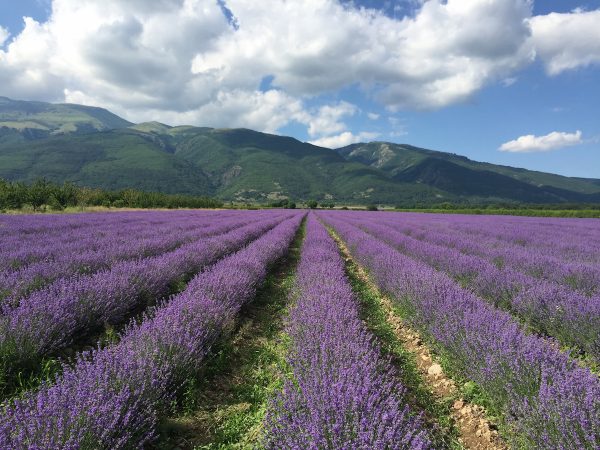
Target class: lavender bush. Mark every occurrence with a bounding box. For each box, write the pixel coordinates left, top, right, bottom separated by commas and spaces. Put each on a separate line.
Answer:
264, 215, 431, 449
320, 211, 600, 449
0, 211, 290, 396
0, 213, 303, 448
0, 213, 229, 302
341, 213, 600, 362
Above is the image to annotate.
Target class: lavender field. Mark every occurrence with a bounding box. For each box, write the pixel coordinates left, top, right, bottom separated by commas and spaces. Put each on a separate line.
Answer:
0, 209, 598, 449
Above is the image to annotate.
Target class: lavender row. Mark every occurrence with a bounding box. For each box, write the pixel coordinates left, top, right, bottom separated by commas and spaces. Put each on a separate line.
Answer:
321, 213, 600, 449
380, 215, 600, 296
0, 211, 160, 267
1, 211, 268, 315
0, 210, 240, 271
344, 214, 600, 362
264, 215, 430, 449
0, 214, 303, 448
0, 222, 208, 302
399, 214, 600, 260
0, 212, 262, 304
375, 212, 600, 264
392, 212, 600, 264
0, 210, 238, 273
0, 213, 206, 273
0, 213, 290, 395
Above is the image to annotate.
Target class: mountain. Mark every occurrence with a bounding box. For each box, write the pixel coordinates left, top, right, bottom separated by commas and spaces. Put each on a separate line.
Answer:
0, 97, 132, 138
0, 97, 599, 205
336, 142, 600, 204
0, 123, 442, 203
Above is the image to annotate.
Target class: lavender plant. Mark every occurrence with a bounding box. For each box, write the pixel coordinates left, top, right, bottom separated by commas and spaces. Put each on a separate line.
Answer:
0, 210, 252, 302
0, 212, 290, 397
264, 215, 431, 449
343, 213, 600, 362
0, 214, 303, 448
320, 212, 600, 449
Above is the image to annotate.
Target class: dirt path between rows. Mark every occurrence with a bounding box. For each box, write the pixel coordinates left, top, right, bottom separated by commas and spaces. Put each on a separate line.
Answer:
333, 233, 507, 450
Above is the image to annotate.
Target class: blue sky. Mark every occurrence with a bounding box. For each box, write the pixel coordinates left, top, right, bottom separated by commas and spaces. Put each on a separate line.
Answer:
0, 0, 599, 178
0, 1, 49, 35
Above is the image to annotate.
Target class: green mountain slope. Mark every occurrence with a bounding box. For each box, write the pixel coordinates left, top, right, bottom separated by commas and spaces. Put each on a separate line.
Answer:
0, 129, 213, 195
0, 97, 598, 205
0, 117, 445, 203
138, 126, 445, 203
336, 142, 600, 203
0, 97, 132, 136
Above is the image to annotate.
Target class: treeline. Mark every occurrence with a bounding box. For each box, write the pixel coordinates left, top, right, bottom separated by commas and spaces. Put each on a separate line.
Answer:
0, 178, 223, 212
394, 202, 600, 218
266, 199, 337, 209
418, 201, 600, 211
267, 198, 297, 209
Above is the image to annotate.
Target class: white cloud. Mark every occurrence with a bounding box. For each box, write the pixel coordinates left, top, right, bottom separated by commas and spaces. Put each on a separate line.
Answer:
6, 1, 595, 145
530, 9, 600, 74
175, 89, 309, 133
309, 131, 379, 148
12, 0, 600, 145
305, 101, 358, 138
0, 0, 233, 108
0, 0, 540, 132
0, 27, 9, 47
374, 0, 535, 109
499, 130, 583, 153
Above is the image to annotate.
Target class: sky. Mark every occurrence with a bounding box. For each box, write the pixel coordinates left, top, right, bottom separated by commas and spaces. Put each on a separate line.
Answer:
0, 1, 599, 178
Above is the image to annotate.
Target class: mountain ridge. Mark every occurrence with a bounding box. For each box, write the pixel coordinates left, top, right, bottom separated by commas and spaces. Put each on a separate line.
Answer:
0, 97, 598, 205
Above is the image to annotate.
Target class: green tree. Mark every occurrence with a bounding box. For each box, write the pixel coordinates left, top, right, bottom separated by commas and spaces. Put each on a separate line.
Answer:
27, 178, 52, 211
51, 182, 78, 209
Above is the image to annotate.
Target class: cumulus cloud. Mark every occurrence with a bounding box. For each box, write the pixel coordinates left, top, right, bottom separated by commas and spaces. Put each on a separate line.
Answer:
309, 131, 380, 149
5, 0, 596, 144
173, 89, 308, 133
0, 0, 540, 131
0, 0, 233, 107
530, 9, 600, 74
367, 112, 380, 120
373, 0, 535, 109
499, 130, 583, 153
304, 101, 358, 137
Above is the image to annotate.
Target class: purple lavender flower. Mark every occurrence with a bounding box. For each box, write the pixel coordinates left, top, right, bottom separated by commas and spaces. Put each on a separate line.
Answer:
0, 213, 303, 448
264, 215, 431, 449
319, 211, 600, 449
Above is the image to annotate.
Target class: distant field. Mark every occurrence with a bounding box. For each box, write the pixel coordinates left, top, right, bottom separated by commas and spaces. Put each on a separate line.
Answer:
4, 204, 600, 218
0, 210, 598, 448
0, 205, 226, 215
394, 207, 600, 218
